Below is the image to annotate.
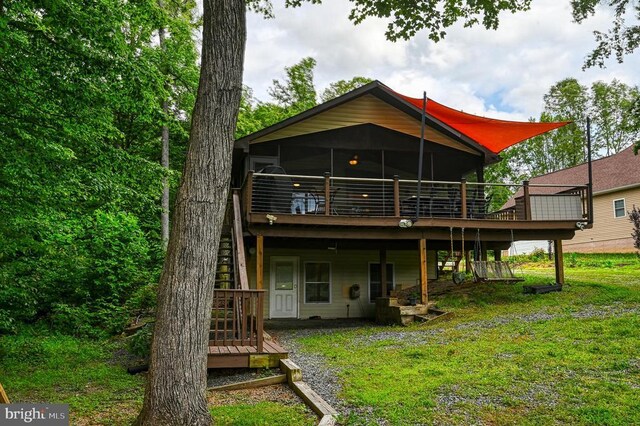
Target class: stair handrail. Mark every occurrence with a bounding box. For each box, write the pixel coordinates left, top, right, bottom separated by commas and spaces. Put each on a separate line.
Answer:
232, 190, 250, 290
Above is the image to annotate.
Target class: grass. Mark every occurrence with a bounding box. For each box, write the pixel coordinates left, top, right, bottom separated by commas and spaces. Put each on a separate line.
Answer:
296, 256, 640, 425
0, 330, 314, 425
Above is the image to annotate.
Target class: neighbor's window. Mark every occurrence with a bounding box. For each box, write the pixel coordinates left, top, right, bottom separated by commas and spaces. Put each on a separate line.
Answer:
613, 199, 626, 218
369, 263, 395, 303
304, 262, 331, 303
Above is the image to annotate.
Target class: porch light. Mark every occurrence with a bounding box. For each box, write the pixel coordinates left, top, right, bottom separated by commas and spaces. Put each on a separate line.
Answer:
349, 155, 359, 166
361, 193, 369, 198
399, 219, 414, 228
293, 182, 301, 187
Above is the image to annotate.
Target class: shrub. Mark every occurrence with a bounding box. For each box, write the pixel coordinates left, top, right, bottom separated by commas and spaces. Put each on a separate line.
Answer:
630, 205, 640, 251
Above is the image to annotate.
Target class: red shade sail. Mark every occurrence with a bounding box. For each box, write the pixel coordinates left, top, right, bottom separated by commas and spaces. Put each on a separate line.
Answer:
397, 93, 570, 154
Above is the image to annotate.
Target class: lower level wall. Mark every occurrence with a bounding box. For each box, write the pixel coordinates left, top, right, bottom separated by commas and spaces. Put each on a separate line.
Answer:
246, 247, 437, 319
563, 236, 636, 253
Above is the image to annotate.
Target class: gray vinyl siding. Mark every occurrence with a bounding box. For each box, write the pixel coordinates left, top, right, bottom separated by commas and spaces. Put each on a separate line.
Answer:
247, 248, 437, 319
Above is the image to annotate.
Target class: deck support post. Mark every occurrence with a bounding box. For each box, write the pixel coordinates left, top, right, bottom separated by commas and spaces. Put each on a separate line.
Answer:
481, 248, 488, 261
494, 249, 502, 261
460, 178, 467, 219
324, 172, 331, 216
523, 180, 531, 221
554, 239, 564, 285
380, 249, 387, 298
256, 235, 264, 290
464, 250, 471, 273
419, 239, 428, 305
393, 175, 400, 217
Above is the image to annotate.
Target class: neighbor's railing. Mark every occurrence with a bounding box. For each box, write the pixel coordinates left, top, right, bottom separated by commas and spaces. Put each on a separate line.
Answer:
243, 171, 591, 222
211, 289, 264, 351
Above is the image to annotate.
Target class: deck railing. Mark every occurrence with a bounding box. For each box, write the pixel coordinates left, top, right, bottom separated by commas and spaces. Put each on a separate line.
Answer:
211, 289, 264, 351
244, 171, 591, 222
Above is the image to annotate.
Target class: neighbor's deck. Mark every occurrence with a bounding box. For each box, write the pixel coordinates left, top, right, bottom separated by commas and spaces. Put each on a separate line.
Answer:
207, 338, 288, 368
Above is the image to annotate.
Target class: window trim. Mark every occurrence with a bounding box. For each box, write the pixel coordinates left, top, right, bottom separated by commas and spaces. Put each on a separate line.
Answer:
303, 261, 332, 304
613, 198, 626, 218
368, 262, 396, 304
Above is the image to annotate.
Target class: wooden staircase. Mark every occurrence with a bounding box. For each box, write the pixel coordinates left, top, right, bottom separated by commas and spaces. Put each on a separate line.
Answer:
208, 190, 288, 368
438, 250, 463, 273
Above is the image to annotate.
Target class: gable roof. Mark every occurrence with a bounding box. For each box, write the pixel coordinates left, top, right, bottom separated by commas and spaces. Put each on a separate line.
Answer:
525, 145, 640, 194
236, 80, 568, 160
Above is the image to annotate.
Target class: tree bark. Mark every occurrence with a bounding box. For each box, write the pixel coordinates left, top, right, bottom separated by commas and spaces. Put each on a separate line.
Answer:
135, 0, 246, 424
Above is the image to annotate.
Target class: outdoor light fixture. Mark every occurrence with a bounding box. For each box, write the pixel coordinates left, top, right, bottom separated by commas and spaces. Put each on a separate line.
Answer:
361, 193, 369, 198
266, 214, 277, 225
349, 155, 359, 166
293, 182, 301, 187
398, 219, 414, 228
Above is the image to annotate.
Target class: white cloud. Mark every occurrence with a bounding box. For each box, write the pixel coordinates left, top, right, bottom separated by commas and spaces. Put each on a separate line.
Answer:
241, 0, 639, 121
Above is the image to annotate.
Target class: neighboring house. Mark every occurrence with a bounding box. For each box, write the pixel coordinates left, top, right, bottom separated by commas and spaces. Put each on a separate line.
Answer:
207, 80, 592, 367
508, 146, 640, 253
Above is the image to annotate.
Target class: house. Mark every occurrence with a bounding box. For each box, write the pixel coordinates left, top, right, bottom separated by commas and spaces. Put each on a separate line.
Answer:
207, 81, 592, 367
508, 146, 639, 253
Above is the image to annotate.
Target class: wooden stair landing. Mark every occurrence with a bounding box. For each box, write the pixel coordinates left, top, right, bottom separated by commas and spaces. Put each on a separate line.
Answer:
207, 339, 288, 369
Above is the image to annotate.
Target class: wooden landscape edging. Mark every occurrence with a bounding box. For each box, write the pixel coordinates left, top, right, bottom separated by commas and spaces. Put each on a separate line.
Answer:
279, 359, 338, 425
0, 383, 10, 404
207, 374, 286, 391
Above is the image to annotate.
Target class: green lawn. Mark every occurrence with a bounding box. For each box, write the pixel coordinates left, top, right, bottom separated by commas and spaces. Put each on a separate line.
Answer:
297, 255, 640, 425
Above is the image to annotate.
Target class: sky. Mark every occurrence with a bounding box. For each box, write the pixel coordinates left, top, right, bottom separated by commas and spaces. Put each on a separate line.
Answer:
241, 0, 639, 121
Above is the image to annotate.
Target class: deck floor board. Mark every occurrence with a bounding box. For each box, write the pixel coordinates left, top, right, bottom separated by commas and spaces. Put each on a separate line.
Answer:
208, 339, 288, 369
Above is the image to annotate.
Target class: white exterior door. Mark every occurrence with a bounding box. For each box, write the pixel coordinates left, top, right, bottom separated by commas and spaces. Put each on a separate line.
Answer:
270, 257, 298, 318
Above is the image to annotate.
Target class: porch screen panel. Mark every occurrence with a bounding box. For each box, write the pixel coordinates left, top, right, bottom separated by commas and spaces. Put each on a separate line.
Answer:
305, 262, 331, 303
369, 263, 394, 303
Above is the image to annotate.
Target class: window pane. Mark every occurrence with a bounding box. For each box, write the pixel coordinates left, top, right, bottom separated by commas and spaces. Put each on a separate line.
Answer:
305, 263, 330, 282
275, 262, 293, 290
614, 199, 625, 217
305, 282, 330, 303
304, 263, 330, 303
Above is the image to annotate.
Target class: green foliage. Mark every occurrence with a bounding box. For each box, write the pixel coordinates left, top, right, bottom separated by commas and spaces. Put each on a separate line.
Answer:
320, 76, 373, 102
629, 205, 640, 251
269, 57, 318, 114
0, 0, 198, 336
128, 325, 154, 358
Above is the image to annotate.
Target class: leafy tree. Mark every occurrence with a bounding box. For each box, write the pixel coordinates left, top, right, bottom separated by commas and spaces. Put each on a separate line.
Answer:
590, 80, 640, 156
321, 76, 373, 102
0, 0, 198, 334
269, 56, 318, 114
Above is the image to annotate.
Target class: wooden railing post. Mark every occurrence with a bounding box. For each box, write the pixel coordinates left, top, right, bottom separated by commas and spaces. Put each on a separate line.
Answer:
256, 292, 264, 352
232, 191, 249, 290
324, 172, 331, 216
393, 175, 400, 217
460, 178, 467, 219
523, 180, 531, 221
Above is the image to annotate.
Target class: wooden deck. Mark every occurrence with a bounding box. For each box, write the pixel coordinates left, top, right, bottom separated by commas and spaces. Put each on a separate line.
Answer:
207, 339, 288, 368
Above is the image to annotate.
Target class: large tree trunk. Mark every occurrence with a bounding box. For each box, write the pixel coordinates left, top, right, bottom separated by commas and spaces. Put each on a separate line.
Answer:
135, 0, 246, 424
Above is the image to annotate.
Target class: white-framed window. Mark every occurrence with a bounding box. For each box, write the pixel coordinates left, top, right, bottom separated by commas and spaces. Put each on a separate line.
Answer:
613, 198, 626, 218
368, 262, 395, 303
304, 262, 331, 304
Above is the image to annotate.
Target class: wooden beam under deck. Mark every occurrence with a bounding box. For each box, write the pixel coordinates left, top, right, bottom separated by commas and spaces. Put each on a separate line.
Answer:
554, 239, 565, 285
247, 222, 576, 243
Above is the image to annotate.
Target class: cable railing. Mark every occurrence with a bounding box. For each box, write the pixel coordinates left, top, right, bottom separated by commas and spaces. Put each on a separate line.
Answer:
244, 171, 591, 222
